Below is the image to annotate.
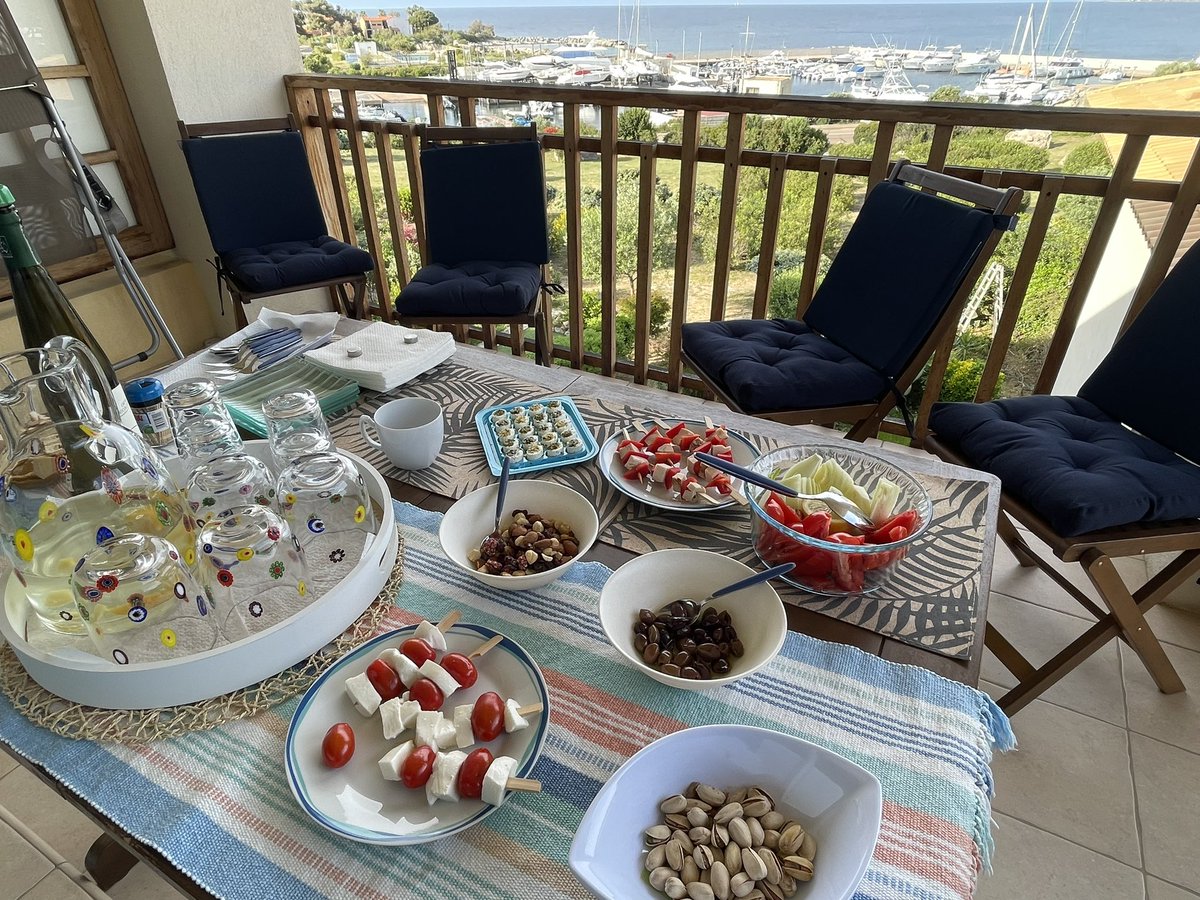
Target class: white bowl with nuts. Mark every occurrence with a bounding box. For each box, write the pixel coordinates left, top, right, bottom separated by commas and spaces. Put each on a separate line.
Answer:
569, 724, 882, 900
439, 480, 600, 591
598, 549, 787, 691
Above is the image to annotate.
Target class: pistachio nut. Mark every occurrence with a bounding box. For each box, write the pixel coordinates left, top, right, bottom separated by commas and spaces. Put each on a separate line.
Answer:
681, 858, 701, 885
762, 829, 780, 851
713, 802, 744, 825
758, 882, 785, 900
665, 838, 686, 871
660, 794, 689, 815
711, 823, 730, 849
674, 830, 696, 854
748, 817, 765, 847
729, 871, 755, 899
645, 824, 672, 847
724, 841, 742, 875
664, 877, 689, 900
687, 826, 711, 847
728, 817, 753, 848
742, 797, 772, 818
760, 847, 783, 885
694, 844, 716, 870
646, 844, 667, 871
665, 812, 691, 830
709, 861, 731, 900
799, 832, 817, 861
726, 786, 749, 804
747, 787, 775, 809
742, 890, 766, 900
687, 807, 711, 828
760, 811, 785, 831
777, 823, 805, 857
741, 848, 768, 882
778, 874, 797, 897
687, 883, 715, 900
695, 783, 727, 806
686, 798, 714, 813
782, 856, 815, 882
684, 781, 701, 799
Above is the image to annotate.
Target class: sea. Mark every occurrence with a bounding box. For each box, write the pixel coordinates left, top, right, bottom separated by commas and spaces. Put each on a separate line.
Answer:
378, 2, 1200, 63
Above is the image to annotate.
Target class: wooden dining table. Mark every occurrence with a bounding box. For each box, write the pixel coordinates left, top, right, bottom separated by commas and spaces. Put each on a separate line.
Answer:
0, 335, 1002, 899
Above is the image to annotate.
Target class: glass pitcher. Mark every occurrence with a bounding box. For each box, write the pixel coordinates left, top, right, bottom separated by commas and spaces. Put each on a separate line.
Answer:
0, 341, 195, 635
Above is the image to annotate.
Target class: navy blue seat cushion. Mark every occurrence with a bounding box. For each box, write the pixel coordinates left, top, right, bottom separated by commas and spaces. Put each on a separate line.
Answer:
221, 236, 373, 294
682, 319, 891, 415
931, 395, 1200, 536
395, 262, 542, 318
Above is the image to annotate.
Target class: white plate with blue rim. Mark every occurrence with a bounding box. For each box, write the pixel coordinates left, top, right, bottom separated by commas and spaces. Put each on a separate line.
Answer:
284, 621, 550, 845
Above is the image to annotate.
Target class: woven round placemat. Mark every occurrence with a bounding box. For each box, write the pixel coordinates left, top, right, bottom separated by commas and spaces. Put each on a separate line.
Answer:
0, 534, 404, 744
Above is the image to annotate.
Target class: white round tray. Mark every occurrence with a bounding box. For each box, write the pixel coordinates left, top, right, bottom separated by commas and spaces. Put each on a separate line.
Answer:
0, 443, 398, 710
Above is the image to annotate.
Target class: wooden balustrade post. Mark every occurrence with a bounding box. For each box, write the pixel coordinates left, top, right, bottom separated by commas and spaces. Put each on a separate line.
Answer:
599, 105, 619, 376
798, 156, 839, 317
751, 154, 788, 320
341, 91, 390, 319
633, 143, 657, 385
709, 112, 745, 323
563, 104, 585, 369
668, 111, 701, 392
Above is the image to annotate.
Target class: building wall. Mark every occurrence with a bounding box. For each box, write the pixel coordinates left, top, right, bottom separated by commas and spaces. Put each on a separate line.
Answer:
93, 0, 330, 341
1052, 202, 1151, 395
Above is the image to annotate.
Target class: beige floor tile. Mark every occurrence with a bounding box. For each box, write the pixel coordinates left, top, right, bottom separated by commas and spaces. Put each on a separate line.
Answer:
0, 818, 56, 900
1131, 734, 1200, 893
0, 747, 17, 779
104, 864, 188, 900
1147, 877, 1200, 900
990, 699, 1141, 866
0, 768, 103, 874
983, 592, 1127, 727
1121, 642, 1200, 753
17, 870, 97, 900
1146, 604, 1200, 654
990, 537, 1096, 620
976, 813, 1145, 900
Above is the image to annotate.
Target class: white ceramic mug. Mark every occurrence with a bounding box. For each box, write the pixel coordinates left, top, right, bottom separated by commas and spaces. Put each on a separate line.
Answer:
359, 397, 444, 470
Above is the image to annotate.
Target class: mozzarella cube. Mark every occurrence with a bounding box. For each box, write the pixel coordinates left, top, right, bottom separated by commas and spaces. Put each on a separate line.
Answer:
414, 620, 447, 652
379, 698, 407, 740
434, 716, 458, 751
377, 740, 414, 781
379, 648, 422, 688
453, 704, 474, 749
481, 756, 517, 807
414, 710, 442, 749
431, 750, 466, 802
504, 698, 529, 733
418, 660, 459, 698
398, 699, 422, 731
344, 672, 381, 717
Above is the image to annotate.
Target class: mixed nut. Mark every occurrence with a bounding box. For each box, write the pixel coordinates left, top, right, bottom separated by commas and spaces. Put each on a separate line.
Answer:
468, 510, 581, 576
643, 783, 817, 900
633, 604, 744, 679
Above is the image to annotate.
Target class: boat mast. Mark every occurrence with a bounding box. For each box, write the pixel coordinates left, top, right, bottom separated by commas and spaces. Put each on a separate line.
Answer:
1031, 0, 1052, 77
1008, 15, 1023, 57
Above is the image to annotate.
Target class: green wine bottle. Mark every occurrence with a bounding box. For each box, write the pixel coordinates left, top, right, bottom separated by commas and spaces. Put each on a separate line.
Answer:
0, 183, 136, 429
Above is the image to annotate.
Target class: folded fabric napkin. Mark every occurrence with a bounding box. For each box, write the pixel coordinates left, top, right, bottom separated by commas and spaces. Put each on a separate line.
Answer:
304, 323, 456, 392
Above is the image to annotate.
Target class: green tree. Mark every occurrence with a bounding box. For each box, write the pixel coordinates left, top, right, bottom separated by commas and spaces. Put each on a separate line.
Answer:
407, 5, 439, 32
303, 48, 332, 73
466, 20, 496, 39
1062, 139, 1113, 176
743, 115, 830, 154
930, 85, 965, 102
617, 107, 656, 142
580, 170, 678, 293
1152, 60, 1200, 77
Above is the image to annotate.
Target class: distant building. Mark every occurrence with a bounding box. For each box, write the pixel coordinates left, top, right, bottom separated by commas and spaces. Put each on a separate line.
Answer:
739, 74, 792, 96
359, 14, 405, 37
353, 40, 378, 60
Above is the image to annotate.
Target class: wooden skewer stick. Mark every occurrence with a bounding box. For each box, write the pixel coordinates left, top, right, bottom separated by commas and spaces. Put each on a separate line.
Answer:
506, 777, 542, 793
468, 634, 504, 659
728, 489, 749, 507
694, 490, 722, 505
516, 702, 544, 717
438, 610, 461, 632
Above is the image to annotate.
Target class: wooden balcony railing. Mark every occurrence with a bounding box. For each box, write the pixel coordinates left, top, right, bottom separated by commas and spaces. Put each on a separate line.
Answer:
283, 73, 1200, 440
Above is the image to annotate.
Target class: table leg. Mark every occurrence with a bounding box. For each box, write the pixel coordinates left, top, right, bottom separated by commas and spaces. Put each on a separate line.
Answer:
85, 833, 140, 891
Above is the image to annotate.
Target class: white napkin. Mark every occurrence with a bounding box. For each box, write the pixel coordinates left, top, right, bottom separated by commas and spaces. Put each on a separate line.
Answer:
304, 323, 456, 392
335, 785, 440, 835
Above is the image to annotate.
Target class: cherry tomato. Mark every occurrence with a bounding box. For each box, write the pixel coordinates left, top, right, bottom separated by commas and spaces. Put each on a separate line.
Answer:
409, 677, 445, 711
400, 744, 437, 789
401, 638, 437, 667
458, 747, 494, 800
471, 691, 505, 742
366, 659, 403, 702
441, 652, 478, 688
321, 723, 355, 768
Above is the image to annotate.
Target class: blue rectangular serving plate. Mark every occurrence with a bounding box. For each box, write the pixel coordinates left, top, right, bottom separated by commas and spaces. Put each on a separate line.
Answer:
474, 396, 599, 478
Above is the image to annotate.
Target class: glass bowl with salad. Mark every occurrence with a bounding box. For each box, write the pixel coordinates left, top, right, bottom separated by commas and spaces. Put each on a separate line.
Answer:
746, 444, 933, 596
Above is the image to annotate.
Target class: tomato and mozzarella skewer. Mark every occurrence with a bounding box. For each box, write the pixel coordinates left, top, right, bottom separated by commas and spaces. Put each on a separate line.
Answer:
380, 743, 541, 807
388, 692, 541, 748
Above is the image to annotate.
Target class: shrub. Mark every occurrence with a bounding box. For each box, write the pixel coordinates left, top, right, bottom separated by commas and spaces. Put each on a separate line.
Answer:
905, 357, 1005, 409
1063, 139, 1113, 176
766, 268, 805, 320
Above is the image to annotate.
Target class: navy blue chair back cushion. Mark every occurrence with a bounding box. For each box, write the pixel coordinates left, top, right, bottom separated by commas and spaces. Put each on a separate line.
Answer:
180, 132, 328, 255
420, 140, 549, 267
1079, 238, 1200, 464
803, 180, 997, 377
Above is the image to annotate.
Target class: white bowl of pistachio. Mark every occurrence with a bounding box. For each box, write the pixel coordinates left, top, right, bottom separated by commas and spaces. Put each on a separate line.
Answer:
569, 724, 882, 900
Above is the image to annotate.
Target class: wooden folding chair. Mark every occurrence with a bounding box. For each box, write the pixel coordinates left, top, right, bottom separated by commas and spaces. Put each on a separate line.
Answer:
681, 161, 1023, 440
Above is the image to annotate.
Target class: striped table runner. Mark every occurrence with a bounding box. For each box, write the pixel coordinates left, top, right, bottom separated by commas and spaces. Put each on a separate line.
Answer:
0, 502, 1013, 900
